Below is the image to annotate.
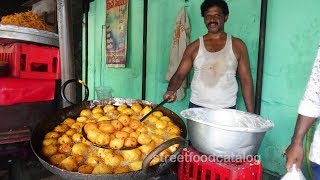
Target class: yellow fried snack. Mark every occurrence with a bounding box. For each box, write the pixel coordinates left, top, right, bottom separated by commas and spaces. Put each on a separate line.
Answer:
63, 118, 76, 127
95, 133, 111, 146
129, 120, 142, 130
124, 137, 138, 148
131, 103, 143, 113
117, 104, 127, 112
92, 106, 103, 114
137, 133, 152, 145
139, 141, 156, 155
99, 122, 116, 134
54, 124, 69, 133
72, 143, 89, 156
121, 149, 142, 162
114, 166, 130, 174
65, 128, 77, 136
42, 138, 58, 146
60, 156, 78, 171
109, 138, 125, 149
104, 154, 123, 167
44, 131, 60, 139
122, 108, 135, 115
92, 164, 112, 174
41, 103, 183, 175
78, 165, 93, 174
129, 161, 142, 171
58, 144, 72, 154
117, 114, 131, 126
152, 111, 163, 118
103, 104, 115, 113
49, 153, 66, 166
0, 11, 54, 32
42, 144, 58, 157
58, 134, 72, 144
86, 156, 103, 167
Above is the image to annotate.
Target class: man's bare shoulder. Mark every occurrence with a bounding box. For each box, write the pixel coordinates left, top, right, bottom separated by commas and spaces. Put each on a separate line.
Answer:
230, 36, 249, 60
184, 39, 200, 59
231, 36, 248, 56
231, 36, 247, 48
231, 36, 248, 50
187, 39, 200, 51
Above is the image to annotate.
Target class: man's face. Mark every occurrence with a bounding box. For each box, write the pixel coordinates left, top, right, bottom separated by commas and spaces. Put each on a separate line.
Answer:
204, 6, 228, 33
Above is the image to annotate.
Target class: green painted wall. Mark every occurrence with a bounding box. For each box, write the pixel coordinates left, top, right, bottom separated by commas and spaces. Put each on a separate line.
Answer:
84, 0, 320, 178
84, 0, 143, 99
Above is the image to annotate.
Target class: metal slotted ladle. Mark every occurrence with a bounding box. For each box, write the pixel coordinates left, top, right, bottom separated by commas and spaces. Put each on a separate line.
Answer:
81, 99, 168, 150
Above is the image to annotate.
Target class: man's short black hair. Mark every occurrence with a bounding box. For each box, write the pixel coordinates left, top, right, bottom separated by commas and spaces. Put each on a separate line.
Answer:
200, 0, 229, 17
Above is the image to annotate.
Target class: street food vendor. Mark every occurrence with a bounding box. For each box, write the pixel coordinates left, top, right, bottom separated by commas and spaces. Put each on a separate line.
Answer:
163, 0, 254, 113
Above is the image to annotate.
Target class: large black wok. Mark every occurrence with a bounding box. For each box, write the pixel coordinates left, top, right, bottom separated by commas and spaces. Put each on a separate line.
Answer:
30, 98, 187, 180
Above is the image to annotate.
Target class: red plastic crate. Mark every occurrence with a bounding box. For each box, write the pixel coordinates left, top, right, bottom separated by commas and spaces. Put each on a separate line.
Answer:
0, 43, 61, 80
178, 147, 262, 180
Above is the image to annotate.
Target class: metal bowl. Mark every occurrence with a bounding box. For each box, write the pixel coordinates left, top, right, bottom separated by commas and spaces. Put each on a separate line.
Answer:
0, 24, 59, 47
181, 108, 274, 160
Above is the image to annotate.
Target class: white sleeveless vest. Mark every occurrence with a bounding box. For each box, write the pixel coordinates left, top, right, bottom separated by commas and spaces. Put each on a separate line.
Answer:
190, 34, 238, 109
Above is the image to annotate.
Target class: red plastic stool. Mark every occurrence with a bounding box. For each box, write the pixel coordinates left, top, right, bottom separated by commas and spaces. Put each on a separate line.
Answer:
178, 147, 262, 180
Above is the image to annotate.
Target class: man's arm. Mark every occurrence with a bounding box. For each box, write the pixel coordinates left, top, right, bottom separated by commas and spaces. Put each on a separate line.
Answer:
163, 43, 196, 102
234, 39, 254, 113
286, 46, 320, 170
285, 115, 316, 170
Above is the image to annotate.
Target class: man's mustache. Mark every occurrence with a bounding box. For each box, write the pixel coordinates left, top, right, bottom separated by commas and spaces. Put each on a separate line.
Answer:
207, 22, 218, 26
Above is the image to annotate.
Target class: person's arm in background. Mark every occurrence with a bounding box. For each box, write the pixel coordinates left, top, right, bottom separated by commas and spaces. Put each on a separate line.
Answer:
285, 115, 317, 170
163, 41, 197, 102
234, 38, 254, 113
285, 46, 320, 170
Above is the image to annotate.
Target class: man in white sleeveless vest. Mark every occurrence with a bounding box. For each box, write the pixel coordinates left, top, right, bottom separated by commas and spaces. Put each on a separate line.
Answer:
163, 0, 254, 113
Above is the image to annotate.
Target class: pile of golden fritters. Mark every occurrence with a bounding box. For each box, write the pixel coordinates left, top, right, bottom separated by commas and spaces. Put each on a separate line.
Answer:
0, 11, 54, 32
41, 103, 181, 174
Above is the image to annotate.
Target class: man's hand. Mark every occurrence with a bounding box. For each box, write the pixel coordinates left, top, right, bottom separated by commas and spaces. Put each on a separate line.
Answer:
285, 142, 304, 171
163, 90, 177, 103
284, 115, 316, 171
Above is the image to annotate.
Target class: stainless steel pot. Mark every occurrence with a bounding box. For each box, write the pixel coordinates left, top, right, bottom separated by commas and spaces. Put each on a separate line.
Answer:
181, 108, 274, 160
30, 98, 187, 180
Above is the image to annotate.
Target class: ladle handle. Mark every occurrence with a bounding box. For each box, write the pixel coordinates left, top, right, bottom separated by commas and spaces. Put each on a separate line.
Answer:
140, 99, 168, 122
61, 79, 89, 105
142, 137, 186, 173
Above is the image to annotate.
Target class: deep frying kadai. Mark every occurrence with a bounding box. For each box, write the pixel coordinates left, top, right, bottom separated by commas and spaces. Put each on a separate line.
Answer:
30, 98, 187, 180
